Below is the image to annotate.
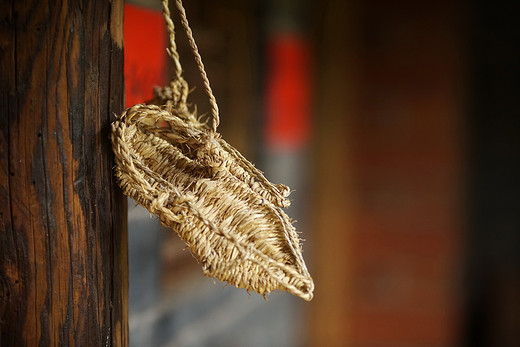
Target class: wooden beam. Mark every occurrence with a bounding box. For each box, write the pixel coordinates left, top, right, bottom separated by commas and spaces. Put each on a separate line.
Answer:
0, 0, 127, 345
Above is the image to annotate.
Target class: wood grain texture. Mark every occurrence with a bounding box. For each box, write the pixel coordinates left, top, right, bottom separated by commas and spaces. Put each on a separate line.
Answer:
0, 0, 127, 345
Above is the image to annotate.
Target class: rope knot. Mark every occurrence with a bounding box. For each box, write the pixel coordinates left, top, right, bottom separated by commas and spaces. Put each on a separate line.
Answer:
197, 135, 226, 173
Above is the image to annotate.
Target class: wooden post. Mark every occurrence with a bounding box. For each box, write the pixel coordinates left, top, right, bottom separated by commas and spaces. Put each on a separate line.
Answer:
0, 0, 127, 345
310, 0, 464, 345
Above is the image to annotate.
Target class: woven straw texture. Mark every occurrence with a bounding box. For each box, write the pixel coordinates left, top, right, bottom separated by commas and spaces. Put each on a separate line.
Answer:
111, 0, 314, 301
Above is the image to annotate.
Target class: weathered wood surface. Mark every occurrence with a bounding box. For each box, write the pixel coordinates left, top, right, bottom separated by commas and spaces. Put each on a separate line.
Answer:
0, 0, 127, 345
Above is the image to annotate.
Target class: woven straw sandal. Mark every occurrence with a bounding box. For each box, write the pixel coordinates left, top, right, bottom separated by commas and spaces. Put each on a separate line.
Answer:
111, 0, 314, 301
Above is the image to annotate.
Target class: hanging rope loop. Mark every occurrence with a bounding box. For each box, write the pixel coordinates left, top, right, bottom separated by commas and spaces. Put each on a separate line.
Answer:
161, 0, 220, 132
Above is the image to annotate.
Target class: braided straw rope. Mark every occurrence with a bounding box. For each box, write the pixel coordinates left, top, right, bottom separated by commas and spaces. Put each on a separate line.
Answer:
111, 0, 314, 300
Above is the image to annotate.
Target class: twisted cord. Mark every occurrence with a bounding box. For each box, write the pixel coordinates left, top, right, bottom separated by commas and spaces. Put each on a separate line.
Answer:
161, 0, 220, 132
161, 0, 183, 81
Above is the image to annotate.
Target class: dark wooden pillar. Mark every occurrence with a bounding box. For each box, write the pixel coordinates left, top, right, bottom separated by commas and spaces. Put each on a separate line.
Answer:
0, 0, 127, 345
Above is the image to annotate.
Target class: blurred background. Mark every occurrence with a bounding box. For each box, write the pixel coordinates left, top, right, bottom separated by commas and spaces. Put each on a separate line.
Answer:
124, 0, 520, 346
